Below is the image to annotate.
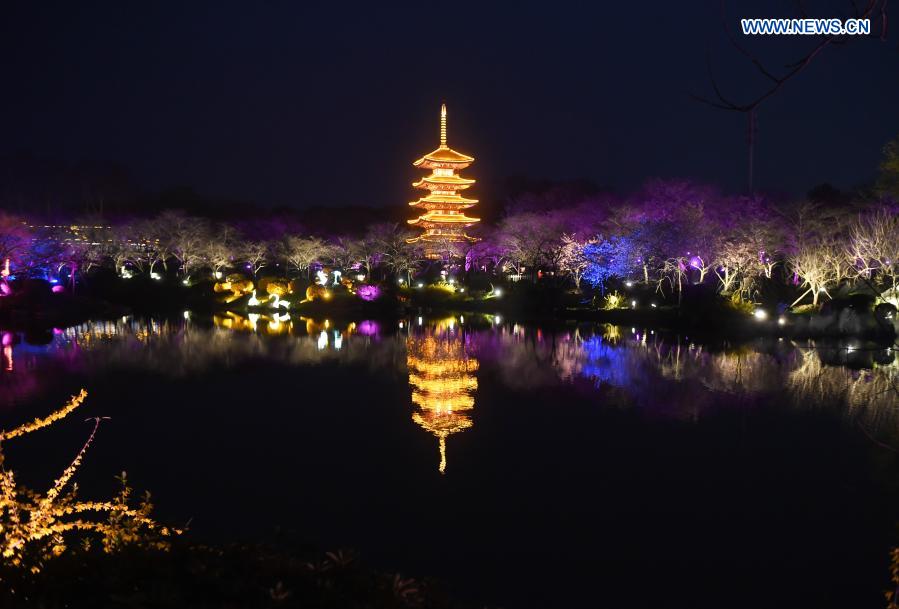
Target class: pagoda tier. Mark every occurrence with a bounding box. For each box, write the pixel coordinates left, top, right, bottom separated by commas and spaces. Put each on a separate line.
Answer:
412, 175, 475, 190
413, 147, 473, 168
408, 213, 480, 228
409, 193, 478, 208
407, 104, 480, 250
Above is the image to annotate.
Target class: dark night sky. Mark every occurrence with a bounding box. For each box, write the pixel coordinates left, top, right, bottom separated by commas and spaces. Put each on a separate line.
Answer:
1, 1, 897, 210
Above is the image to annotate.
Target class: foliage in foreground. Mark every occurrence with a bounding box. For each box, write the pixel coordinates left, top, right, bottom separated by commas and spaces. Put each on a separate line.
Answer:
1, 542, 479, 609
0, 390, 177, 575
889, 545, 899, 609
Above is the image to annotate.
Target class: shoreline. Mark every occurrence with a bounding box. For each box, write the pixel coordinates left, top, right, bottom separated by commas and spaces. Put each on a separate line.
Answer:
1, 290, 896, 344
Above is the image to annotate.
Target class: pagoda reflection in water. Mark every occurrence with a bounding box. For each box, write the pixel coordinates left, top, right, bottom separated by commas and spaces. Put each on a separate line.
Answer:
405, 318, 478, 474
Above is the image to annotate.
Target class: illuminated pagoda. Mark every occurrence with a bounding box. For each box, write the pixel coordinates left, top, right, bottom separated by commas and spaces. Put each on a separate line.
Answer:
406, 320, 478, 474
407, 104, 480, 255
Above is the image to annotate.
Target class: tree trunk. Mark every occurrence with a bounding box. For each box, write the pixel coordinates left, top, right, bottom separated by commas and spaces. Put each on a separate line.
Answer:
747, 109, 757, 193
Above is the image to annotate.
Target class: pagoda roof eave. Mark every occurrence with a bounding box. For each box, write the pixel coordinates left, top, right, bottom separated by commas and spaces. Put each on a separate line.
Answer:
409, 195, 478, 206
410, 202, 477, 211
412, 145, 474, 166
407, 233, 481, 244
408, 216, 481, 227
412, 176, 476, 188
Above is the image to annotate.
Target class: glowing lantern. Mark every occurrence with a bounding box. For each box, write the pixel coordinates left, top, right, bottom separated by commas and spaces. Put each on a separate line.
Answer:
356, 284, 381, 301
265, 280, 290, 298
305, 284, 330, 302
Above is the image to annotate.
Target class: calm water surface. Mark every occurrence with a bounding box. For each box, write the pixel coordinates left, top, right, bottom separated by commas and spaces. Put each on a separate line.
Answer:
1, 313, 898, 608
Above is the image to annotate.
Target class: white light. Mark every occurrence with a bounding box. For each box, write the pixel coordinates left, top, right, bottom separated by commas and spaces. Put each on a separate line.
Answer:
182, 279, 190, 286
459, 287, 465, 293
248, 290, 261, 306
495, 315, 502, 324
631, 300, 636, 308
494, 288, 502, 297
448, 278, 455, 285
355, 274, 365, 281
417, 316, 423, 326
777, 316, 786, 326
150, 272, 162, 280
317, 331, 328, 350
459, 315, 464, 324
753, 309, 768, 321
399, 321, 404, 329
650, 303, 657, 308
625, 281, 633, 288
183, 310, 190, 320
417, 282, 424, 288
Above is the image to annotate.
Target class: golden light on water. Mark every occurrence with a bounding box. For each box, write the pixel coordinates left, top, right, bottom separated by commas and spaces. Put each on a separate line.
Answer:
406, 319, 478, 474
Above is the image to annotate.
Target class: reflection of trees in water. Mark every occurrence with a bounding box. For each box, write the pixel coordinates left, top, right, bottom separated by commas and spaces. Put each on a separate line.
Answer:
787, 347, 899, 431
471, 324, 898, 431
2, 316, 896, 434
470, 323, 566, 391
0, 316, 408, 406
552, 328, 783, 394
405, 319, 478, 474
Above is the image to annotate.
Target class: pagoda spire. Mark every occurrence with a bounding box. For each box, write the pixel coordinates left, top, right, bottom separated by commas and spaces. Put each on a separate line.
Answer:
440, 103, 447, 147
438, 436, 447, 475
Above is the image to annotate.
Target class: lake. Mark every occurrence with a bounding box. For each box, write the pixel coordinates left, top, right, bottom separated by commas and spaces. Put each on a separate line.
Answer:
1, 313, 898, 608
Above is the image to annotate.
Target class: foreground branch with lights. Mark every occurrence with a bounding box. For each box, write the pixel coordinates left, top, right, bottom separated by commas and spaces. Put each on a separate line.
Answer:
0, 390, 177, 572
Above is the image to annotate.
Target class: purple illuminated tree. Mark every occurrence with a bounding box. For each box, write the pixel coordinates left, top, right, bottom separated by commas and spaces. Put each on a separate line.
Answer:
0, 214, 33, 276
